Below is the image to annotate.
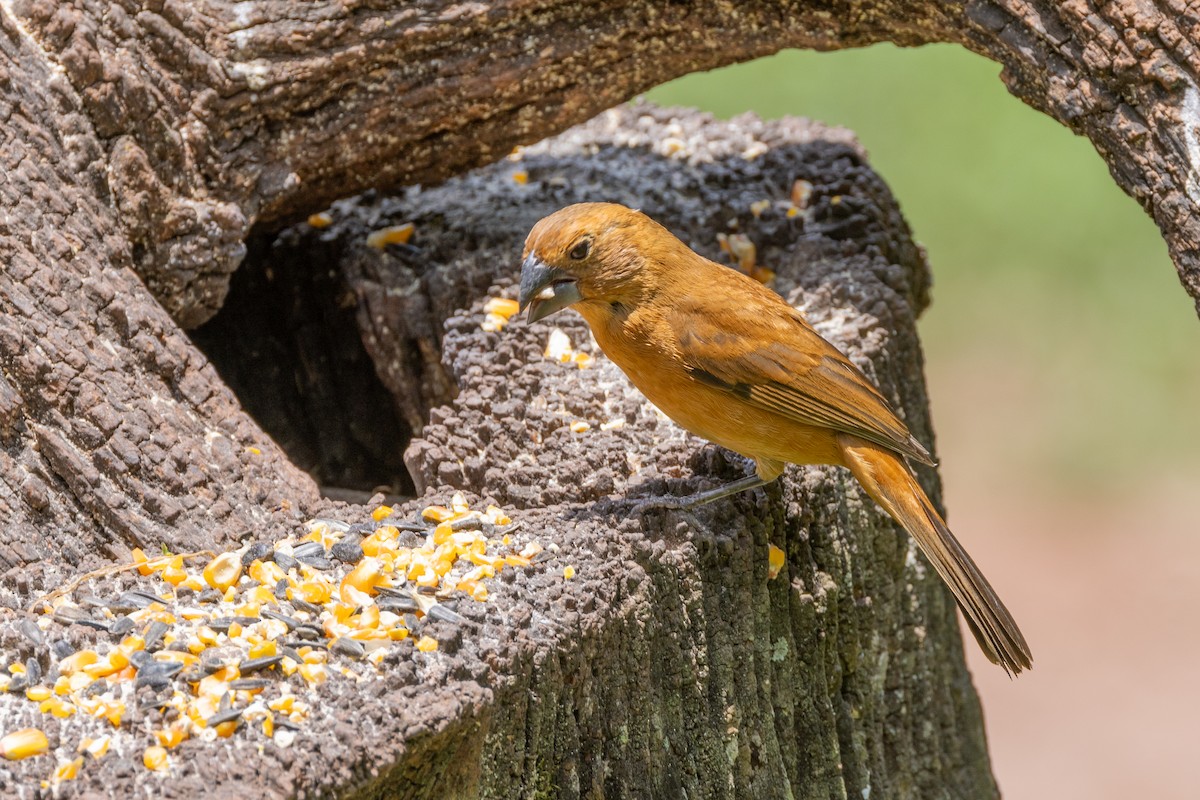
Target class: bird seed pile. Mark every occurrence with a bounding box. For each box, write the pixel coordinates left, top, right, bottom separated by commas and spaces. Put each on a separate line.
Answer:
0, 495, 547, 787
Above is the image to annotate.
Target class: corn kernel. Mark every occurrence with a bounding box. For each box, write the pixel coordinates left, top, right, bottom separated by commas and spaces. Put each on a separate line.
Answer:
366, 223, 415, 249
564, 565, 576, 580
1, 728, 50, 760
511, 170, 529, 184
161, 555, 187, 586
59, 650, 99, 675
249, 559, 285, 586
341, 557, 387, 601
132, 547, 153, 576
416, 636, 438, 653
49, 756, 83, 784
249, 640, 278, 659
25, 685, 51, 702
421, 505, 453, 523
372, 505, 393, 522
768, 544, 786, 579
154, 725, 187, 749
298, 663, 328, 684
295, 578, 333, 605
483, 297, 520, 318
307, 211, 333, 228
80, 735, 112, 759
203, 552, 242, 592
485, 505, 511, 526
39, 697, 76, 718
143, 745, 169, 772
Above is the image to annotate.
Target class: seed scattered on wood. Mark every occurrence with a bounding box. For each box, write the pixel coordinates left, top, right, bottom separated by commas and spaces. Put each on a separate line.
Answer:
1, 728, 49, 760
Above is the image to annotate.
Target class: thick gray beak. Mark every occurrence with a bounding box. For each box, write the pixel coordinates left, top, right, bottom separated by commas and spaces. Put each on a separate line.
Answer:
518, 254, 582, 323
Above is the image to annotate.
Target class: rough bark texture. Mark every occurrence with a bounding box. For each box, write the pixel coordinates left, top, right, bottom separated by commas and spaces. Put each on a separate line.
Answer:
0, 8, 318, 576
0, 108, 998, 799
7, 0, 1199, 326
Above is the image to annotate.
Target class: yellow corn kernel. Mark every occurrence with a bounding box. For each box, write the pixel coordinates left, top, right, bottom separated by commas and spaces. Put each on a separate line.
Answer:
84, 650, 129, 679
307, 211, 333, 228
118, 634, 146, 654
431, 523, 454, 546
366, 223, 415, 249
341, 557, 387, 600
563, 565, 576, 580
67, 672, 93, 693
485, 505, 511, 526
214, 721, 239, 738
143, 745, 169, 772
161, 555, 187, 586
79, 735, 111, 759
249, 639, 278, 659
181, 574, 206, 592
416, 636, 438, 653
372, 505, 393, 522
154, 725, 187, 749
203, 552, 242, 592
294, 578, 333, 605
1, 728, 50, 760
511, 170, 529, 184
298, 663, 328, 685
39, 697, 76, 719
58, 650, 99, 675
262, 713, 275, 738
269, 695, 295, 714
132, 547, 153, 575
768, 544, 785, 579
49, 755, 84, 783
25, 685, 52, 702
353, 604, 380, 631
484, 297, 520, 319
249, 559, 285, 586
421, 505, 454, 523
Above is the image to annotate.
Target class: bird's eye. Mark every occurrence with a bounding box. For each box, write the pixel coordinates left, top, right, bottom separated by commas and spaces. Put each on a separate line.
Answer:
568, 240, 590, 260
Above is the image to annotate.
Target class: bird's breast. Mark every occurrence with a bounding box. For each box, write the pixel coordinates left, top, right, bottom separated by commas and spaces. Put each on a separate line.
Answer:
582, 306, 843, 468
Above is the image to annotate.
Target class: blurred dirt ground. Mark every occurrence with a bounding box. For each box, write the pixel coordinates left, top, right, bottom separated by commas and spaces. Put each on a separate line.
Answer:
929, 361, 1200, 800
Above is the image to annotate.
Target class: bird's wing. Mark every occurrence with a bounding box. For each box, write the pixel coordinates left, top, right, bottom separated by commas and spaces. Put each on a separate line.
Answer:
669, 291, 935, 466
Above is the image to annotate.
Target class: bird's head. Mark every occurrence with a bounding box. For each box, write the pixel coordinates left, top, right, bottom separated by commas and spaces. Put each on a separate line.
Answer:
519, 202, 669, 323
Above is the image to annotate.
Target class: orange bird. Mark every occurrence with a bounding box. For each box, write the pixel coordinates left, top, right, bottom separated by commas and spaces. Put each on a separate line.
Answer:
518, 202, 1031, 674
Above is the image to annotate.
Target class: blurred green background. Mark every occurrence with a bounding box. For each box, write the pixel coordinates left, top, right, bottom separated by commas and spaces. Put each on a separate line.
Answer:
649, 44, 1200, 800
648, 44, 1200, 493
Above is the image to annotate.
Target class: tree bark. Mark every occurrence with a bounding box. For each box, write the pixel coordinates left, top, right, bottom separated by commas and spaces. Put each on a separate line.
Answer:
8, 0, 1199, 324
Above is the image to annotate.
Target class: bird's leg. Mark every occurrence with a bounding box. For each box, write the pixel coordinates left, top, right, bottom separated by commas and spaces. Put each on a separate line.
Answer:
634, 473, 773, 512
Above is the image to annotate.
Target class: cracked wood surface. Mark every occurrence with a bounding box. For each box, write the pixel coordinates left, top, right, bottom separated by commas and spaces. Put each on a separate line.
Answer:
0, 9, 317, 574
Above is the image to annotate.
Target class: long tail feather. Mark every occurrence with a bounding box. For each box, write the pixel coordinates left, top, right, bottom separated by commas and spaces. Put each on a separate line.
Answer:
839, 435, 1032, 675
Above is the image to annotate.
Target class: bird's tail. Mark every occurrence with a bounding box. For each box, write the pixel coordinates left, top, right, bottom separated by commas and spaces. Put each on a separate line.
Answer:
839, 434, 1032, 675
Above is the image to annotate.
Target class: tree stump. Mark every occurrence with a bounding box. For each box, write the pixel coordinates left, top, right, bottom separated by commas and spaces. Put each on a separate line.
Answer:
0, 106, 998, 798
